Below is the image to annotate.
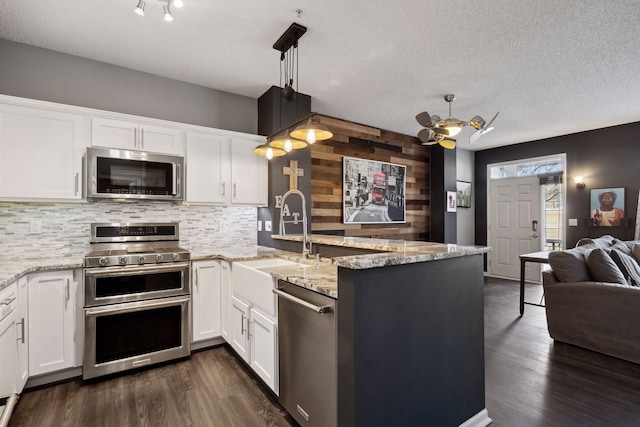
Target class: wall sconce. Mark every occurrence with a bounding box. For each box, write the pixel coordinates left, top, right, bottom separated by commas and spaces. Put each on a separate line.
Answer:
574, 176, 585, 189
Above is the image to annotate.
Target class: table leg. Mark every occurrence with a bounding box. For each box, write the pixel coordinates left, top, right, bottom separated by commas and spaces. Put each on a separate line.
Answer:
519, 259, 525, 316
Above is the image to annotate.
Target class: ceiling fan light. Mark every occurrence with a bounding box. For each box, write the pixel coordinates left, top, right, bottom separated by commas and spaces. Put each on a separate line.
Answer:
135, 0, 146, 15
173, 0, 184, 7
291, 118, 333, 144
444, 125, 462, 137
163, 5, 173, 21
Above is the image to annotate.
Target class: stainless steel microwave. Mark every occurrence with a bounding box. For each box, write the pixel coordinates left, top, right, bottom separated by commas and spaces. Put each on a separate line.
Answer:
84, 147, 184, 202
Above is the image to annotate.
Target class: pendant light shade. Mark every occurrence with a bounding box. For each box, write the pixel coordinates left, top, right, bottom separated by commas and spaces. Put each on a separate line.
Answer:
290, 117, 333, 144
269, 131, 308, 152
252, 143, 286, 159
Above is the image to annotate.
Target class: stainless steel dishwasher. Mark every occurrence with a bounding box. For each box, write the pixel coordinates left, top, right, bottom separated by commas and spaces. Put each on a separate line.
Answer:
274, 281, 337, 427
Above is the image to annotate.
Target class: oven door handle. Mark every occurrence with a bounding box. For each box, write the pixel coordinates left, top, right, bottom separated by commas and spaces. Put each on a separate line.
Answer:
84, 262, 191, 278
84, 295, 190, 316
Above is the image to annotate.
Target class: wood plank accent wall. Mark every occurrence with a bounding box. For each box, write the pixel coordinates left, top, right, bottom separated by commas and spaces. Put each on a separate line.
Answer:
311, 114, 431, 241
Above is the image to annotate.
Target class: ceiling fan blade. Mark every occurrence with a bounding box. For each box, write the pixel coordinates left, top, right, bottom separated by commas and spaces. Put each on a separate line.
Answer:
418, 128, 435, 143
469, 129, 482, 144
433, 127, 449, 136
415, 112, 432, 127
485, 112, 499, 129
439, 138, 456, 150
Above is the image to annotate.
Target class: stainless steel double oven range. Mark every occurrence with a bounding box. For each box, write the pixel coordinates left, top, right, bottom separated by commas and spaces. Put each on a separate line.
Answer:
83, 222, 191, 380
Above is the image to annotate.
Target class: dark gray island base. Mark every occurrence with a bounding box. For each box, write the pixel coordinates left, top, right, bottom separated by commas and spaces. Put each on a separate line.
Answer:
337, 254, 487, 426
270, 235, 491, 427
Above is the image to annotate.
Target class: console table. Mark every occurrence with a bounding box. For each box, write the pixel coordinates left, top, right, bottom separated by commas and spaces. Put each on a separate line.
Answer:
519, 251, 551, 315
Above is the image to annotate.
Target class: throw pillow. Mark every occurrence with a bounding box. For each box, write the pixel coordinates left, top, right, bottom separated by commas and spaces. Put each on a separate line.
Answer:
609, 249, 640, 287
576, 235, 616, 249
548, 244, 595, 282
584, 248, 628, 285
632, 244, 640, 265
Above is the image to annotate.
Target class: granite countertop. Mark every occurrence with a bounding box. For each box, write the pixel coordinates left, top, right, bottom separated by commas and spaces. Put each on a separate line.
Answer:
0, 237, 490, 299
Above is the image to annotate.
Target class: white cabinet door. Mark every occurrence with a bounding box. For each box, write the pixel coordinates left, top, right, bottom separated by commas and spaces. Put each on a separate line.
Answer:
92, 118, 184, 155
91, 117, 137, 150
229, 295, 250, 362
0, 104, 83, 200
28, 270, 75, 376
250, 307, 278, 394
192, 260, 222, 342
230, 138, 267, 205
220, 261, 231, 342
138, 124, 183, 155
16, 276, 28, 391
0, 283, 18, 397
185, 132, 230, 204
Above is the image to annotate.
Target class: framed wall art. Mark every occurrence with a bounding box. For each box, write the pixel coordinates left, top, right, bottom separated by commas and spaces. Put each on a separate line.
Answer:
456, 181, 472, 208
343, 157, 406, 224
590, 187, 625, 227
447, 191, 457, 212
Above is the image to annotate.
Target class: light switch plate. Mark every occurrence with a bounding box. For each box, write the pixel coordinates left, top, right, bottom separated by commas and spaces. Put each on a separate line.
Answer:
265, 220, 272, 232
257, 221, 262, 231
568, 218, 578, 226
30, 220, 42, 234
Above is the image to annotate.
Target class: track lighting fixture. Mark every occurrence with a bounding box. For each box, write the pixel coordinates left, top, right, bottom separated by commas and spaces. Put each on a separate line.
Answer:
134, 0, 181, 21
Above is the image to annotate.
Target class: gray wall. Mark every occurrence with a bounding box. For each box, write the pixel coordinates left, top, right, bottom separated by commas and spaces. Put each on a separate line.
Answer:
456, 148, 475, 245
0, 38, 257, 134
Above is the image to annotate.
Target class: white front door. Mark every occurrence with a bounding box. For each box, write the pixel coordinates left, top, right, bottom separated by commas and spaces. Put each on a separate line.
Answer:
490, 176, 541, 280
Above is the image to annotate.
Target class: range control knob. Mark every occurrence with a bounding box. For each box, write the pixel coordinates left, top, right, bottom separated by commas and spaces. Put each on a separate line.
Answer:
98, 257, 108, 266
119, 256, 127, 265
172, 253, 180, 261
155, 254, 164, 262
137, 256, 145, 263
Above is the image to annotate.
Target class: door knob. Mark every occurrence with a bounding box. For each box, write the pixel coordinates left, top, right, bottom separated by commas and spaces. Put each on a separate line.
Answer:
530, 234, 538, 238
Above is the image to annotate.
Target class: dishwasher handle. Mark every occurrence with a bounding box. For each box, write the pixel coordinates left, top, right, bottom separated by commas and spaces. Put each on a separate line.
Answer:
273, 288, 332, 315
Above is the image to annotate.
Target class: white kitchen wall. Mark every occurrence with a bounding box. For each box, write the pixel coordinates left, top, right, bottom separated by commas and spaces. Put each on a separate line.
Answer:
0, 201, 256, 260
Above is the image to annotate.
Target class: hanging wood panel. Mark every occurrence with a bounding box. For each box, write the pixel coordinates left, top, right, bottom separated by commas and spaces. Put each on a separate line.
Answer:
310, 114, 430, 241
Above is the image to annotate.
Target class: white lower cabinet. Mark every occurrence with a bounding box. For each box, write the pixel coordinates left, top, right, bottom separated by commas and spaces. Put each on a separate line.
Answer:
229, 295, 251, 362
249, 307, 278, 393
28, 270, 77, 376
220, 261, 231, 341
17, 276, 28, 391
229, 294, 279, 394
0, 282, 18, 398
191, 260, 222, 342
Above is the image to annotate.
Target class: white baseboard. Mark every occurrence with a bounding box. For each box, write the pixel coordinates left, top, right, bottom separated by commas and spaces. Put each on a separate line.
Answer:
459, 408, 492, 427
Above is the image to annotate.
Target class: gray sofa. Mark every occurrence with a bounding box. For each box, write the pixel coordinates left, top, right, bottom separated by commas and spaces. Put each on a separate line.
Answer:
542, 235, 640, 364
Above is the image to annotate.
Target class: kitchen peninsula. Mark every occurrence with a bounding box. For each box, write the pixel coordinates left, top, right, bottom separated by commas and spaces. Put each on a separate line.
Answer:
269, 234, 492, 427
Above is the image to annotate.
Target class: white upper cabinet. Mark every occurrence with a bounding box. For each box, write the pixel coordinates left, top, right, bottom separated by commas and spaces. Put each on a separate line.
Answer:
230, 137, 268, 205
186, 132, 231, 204
0, 104, 84, 200
186, 133, 267, 206
91, 118, 184, 155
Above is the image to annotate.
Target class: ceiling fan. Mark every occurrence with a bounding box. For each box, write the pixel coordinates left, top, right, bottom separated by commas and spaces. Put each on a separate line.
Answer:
416, 94, 499, 149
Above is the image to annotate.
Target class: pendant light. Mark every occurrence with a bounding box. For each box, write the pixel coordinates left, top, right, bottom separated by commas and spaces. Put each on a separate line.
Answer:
269, 130, 308, 153
290, 116, 333, 144
252, 144, 286, 160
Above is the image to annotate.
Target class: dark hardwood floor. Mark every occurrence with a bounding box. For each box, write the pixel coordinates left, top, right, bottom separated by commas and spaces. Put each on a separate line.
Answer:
10, 277, 640, 426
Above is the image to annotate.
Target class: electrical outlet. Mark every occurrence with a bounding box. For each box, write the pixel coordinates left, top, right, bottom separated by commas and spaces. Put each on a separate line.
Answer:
30, 220, 42, 234
257, 221, 262, 231
265, 220, 272, 232
212, 221, 220, 232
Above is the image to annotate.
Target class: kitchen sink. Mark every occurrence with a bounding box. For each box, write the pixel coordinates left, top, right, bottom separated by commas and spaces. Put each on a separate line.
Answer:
233, 258, 310, 317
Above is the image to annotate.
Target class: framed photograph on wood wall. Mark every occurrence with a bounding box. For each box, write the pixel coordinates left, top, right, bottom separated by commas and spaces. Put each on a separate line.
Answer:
343, 157, 406, 224
590, 187, 625, 227
456, 181, 472, 208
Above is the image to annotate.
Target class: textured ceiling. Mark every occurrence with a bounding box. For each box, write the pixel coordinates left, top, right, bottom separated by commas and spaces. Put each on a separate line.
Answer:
1, 0, 639, 151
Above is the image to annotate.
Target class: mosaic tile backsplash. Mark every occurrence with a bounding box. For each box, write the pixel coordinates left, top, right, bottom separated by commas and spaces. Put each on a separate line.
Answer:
0, 201, 257, 260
